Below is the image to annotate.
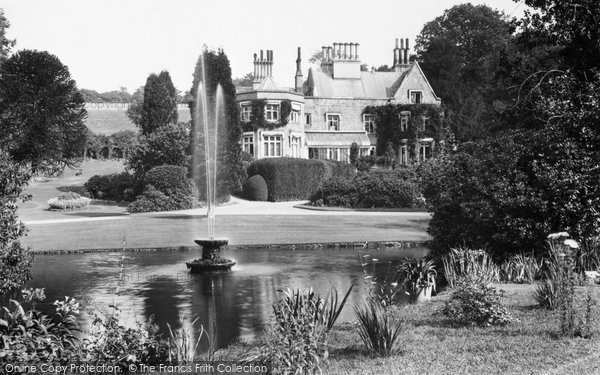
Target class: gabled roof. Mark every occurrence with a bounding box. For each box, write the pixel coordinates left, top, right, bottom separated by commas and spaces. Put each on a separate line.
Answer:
307, 69, 406, 98
254, 75, 284, 91
306, 62, 441, 104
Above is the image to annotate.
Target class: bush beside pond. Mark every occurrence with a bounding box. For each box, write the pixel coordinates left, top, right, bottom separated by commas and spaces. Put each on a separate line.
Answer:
311, 168, 424, 209
128, 165, 197, 213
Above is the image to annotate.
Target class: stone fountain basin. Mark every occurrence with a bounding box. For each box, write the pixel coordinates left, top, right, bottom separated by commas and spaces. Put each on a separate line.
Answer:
187, 238, 235, 273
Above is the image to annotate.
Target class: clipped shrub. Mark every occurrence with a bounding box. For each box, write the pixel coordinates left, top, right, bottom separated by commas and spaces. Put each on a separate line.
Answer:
128, 186, 195, 213
48, 192, 91, 210
84, 172, 137, 201
143, 165, 192, 195
355, 300, 405, 356
242, 175, 268, 201
247, 158, 355, 201
312, 169, 423, 209
442, 277, 514, 326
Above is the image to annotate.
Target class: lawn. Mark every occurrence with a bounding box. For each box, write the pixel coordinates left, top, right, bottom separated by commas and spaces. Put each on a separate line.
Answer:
85, 108, 191, 135
225, 283, 600, 375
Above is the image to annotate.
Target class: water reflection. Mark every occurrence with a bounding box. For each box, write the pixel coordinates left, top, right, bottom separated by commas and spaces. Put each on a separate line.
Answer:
30, 247, 427, 349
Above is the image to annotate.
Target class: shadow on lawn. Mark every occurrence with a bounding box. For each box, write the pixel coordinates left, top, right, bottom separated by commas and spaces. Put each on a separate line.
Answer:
65, 212, 130, 218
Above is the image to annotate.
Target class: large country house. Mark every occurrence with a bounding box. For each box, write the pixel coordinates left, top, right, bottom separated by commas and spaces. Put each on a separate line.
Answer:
235, 39, 442, 164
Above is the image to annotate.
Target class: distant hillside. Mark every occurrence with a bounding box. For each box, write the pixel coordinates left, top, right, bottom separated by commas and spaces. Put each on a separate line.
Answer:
84, 103, 191, 135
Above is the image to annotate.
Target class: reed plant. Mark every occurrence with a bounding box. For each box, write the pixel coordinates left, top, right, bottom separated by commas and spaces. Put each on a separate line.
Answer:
354, 299, 405, 356
442, 247, 500, 287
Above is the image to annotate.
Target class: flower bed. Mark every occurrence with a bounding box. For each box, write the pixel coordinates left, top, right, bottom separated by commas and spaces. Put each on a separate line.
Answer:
47, 192, 91, 210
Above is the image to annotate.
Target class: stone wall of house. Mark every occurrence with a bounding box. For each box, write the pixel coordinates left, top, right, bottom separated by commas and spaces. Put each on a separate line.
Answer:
304, 97, 389, 132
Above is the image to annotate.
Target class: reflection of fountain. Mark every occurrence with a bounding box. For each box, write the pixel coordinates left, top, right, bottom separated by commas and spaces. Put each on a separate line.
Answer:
186, 54, 235, 273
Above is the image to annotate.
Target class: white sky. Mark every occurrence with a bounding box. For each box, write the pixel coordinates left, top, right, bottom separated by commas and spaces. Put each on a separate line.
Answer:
3, 0, 526, 94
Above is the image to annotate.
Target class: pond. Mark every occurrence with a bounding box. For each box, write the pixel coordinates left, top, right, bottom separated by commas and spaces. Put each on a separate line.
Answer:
30, 247, 428, 350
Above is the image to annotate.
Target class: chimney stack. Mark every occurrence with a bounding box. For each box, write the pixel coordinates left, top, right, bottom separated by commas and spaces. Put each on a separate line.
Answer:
393, 37, 411, 72
295, 47, 303, 92
253, 49, 275, 87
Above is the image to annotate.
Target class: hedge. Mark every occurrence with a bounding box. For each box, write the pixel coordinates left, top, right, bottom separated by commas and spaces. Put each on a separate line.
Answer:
311, 169, 424, 209
246, 158, 356, 201
84, 172, 137, 201
143, 165, 192, 195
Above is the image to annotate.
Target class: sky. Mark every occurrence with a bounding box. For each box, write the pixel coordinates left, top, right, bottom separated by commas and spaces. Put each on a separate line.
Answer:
3, 0, 526, 94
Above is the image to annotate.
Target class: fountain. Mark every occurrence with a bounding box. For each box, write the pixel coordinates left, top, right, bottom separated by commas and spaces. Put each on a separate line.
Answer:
186, 54, 236, 273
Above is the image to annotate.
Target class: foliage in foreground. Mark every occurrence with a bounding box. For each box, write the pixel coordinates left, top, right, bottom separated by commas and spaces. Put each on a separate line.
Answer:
0, 151, 33, 296
355, 300, 405, 356
255, 286, 352, 374
0, 289, 80, 364
442, 277, 514, 326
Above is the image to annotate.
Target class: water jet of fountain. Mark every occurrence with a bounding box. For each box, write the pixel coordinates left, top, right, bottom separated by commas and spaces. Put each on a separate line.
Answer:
187, 53, 235, 273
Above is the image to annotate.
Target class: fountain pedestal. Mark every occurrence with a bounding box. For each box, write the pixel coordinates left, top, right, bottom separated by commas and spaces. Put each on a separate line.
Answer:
186, 238, 236, 273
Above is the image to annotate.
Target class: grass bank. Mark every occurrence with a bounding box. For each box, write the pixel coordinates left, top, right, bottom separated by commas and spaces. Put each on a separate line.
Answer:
225, 283, 600, 374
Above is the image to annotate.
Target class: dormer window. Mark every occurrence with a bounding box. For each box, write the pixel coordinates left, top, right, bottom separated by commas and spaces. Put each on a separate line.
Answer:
326, 113, 341, 131
409, 90, 423, 104
266, 104, 279, 121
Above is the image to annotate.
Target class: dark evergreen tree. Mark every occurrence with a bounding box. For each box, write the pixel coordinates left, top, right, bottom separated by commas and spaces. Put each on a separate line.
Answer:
136, 71, 178, 134
189, 48, 244, 200
0, 50, 87, 174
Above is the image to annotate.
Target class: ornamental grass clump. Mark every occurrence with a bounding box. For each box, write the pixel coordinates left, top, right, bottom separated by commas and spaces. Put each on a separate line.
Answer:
442, 277, 514, 326
47, 191, 91, 210
354, 299, 405, 356
442, 247, 500, 287
259, 286, 352, 374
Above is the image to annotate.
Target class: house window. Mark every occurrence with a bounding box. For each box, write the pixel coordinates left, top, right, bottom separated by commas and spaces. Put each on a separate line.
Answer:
399, 143, 409, 164
326, 114, 341, 131
263, 135, 282, 157
420, 142, 432, 161
290, 110, 300, 123
266, 104, 279, 121
242, 134, 254, 155
305, 113, 312, 126
363, 114, 376, 134
290, 136, 301, 158
400, 111, 410, 132
240, 105, 251, 122
420, 116, 430, 131
410, 91, 423, 104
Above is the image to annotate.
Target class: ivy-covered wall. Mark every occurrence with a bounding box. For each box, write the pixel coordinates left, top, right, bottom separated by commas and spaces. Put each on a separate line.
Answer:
242, 99, 292, 131
363, 104, 447, 161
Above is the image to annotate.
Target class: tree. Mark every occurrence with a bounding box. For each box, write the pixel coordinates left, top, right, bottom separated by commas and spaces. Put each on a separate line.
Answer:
518, 0, 600, 75
189, 48, 244, 200
133, 71, 178, 135
0, 50, 87, 174
0, 9, 15, 64
415, 4, 514, 141
349, 142, 359, 166
0, 150, 33, 295
127, 122, 190, 177
233, 72, 254, 87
